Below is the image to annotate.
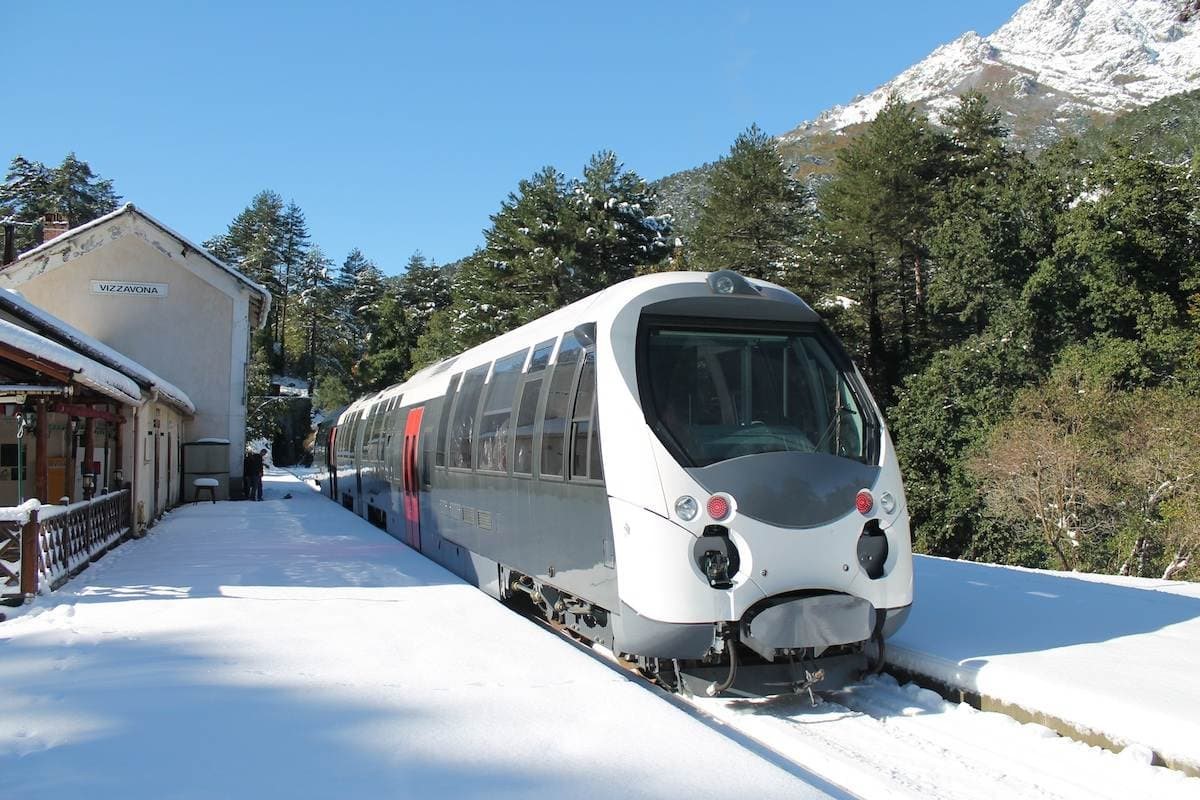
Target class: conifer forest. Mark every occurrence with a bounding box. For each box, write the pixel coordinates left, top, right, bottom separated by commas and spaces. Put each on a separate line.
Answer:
4, 90, 1198, 581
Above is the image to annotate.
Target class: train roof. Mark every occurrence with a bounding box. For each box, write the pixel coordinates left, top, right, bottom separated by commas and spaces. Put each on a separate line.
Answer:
338, 271, 817, 421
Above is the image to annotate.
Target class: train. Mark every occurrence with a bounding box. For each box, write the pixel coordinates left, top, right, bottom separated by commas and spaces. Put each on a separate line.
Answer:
314, 270, 913, 694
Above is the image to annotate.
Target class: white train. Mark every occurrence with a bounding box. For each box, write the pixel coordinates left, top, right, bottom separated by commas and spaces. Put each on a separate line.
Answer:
315, 270, 913, 692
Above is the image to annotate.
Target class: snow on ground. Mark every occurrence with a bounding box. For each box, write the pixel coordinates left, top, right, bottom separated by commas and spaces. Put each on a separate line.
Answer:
888, 556, 1200, 773
0, 471, 836, 800
693, 672, 1198, 800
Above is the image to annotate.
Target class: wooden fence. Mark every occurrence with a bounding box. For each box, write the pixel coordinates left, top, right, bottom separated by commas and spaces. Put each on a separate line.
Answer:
0, 489, 132, 603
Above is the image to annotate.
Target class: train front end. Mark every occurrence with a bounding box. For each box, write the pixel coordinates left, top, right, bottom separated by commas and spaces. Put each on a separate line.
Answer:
601, 271, 913, 683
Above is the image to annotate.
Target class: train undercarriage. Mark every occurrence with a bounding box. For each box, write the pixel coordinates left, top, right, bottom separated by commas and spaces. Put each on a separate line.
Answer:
501, 567, 886, 700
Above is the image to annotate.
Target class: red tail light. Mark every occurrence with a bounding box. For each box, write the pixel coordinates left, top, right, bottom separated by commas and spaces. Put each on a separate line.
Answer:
707, 495, 730, 520
856, 490, 874, 515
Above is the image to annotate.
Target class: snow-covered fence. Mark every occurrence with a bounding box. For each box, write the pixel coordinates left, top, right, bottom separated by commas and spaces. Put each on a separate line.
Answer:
38, 490, 132, 591
0, 490, 131, 602
0, 499, 41, 601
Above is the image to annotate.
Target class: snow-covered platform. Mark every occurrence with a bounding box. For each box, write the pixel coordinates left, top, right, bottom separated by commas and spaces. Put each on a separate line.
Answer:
890, 556, 1200, 774
0, 471, 839, 799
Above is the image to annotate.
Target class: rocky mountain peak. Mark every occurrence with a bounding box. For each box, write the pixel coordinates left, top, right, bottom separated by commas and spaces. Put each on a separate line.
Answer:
779, 0, 1200, 147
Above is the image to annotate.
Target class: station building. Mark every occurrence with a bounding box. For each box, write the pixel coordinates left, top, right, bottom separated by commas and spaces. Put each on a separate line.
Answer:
0, 204, 271, 502
0, 291, 192, 520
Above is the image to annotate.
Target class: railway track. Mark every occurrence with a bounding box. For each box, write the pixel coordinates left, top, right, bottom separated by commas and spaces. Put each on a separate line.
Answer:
522, 605, 1198, 800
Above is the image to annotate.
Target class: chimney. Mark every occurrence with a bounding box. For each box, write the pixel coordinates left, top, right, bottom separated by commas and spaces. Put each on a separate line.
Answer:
42, 212, 70, 244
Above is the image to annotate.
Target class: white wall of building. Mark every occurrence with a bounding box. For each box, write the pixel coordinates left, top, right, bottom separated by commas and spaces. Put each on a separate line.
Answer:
0, 213, 262, 496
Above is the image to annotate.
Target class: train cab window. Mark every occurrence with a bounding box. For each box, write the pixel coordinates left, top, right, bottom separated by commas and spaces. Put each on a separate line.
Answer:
435, 374, 461, 467
539, 332, 582, 480
570, 351, 601, 481
477, 348, 527, 473
644, 325, 873, 467
449, 365, 487, 469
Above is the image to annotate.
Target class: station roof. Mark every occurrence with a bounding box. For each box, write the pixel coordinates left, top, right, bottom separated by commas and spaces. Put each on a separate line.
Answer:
0, 315, 142, 406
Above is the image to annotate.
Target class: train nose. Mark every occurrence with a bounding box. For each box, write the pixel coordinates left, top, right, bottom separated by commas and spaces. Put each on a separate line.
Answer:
739, 593, 876, 661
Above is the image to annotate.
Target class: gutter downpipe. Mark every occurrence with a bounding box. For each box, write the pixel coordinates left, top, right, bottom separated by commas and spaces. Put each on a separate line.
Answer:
131, 405, 142, 536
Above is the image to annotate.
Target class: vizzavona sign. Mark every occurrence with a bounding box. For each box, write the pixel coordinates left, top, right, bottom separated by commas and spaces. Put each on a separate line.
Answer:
90, 280, 169, 298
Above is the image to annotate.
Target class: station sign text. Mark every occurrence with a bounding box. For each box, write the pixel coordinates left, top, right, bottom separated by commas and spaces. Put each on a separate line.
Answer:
90, 280, 169, 298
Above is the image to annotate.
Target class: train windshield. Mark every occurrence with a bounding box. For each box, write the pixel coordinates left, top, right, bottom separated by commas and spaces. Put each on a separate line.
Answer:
644, 325, 874, 468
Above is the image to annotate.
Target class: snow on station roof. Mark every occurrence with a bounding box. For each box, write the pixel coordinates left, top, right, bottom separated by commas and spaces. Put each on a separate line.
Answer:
0, 316, 142, 406
0, 288, 194, 414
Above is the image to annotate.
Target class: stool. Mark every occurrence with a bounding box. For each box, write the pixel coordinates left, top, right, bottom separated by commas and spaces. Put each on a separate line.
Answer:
193, 477, 219, 504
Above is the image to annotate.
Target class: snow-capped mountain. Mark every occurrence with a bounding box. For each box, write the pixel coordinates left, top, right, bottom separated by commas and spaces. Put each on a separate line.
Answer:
780, 0, 1200, 146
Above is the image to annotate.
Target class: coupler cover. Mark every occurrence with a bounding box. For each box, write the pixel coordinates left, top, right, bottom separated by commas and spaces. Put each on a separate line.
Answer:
740, 594, 875, 661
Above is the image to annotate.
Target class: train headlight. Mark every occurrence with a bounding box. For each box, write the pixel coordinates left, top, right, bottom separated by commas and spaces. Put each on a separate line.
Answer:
856, 489, 874, 515
713, 274, 736, 294
675, 495, 699, 521
880, 492, 896, 515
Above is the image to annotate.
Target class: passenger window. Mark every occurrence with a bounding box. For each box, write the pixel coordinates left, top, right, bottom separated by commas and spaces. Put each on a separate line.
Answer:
529, 338, 556, 371
435, 374, 460, 467
449, 366, 487, 469
512, 377, 543, 475
570, 352, 597, 480
539, 333, 582, 479
477, 349, 527, 472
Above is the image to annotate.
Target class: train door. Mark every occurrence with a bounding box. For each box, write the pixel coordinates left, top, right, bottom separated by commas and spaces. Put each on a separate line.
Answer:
402, 407, 424, 550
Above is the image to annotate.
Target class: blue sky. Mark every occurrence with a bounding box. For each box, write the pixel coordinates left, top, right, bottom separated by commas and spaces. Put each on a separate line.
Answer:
6, 1, 1021, 274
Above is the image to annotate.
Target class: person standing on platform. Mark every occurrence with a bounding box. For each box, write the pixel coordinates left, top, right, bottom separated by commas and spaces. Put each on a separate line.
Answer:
242, 449, 256, 500
246, 448, 266, 501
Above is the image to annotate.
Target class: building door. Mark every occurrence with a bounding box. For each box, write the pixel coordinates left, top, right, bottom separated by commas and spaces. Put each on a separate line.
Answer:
152, 420, 161, 516
402, 407, 424, 551
166, 430, 173, 506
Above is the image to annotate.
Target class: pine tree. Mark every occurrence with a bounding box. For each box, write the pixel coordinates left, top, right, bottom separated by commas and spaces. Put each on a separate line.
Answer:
1, 153, 120, 251
688, 125, 813, 290
1025, 141, 1200, 376
276, 202, 311, 360
354, 293, 413, 392
430, 167, 579, 355
335, 247, 386, 357
394, 251, 451, 339
205, 191, 291, 370
927, 93, 1055, 339
486, 166, 578, 317
570, 150, 672, 294
291, 246, 338, 394
818, 96, 947, 401
47, 153, 120, 226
